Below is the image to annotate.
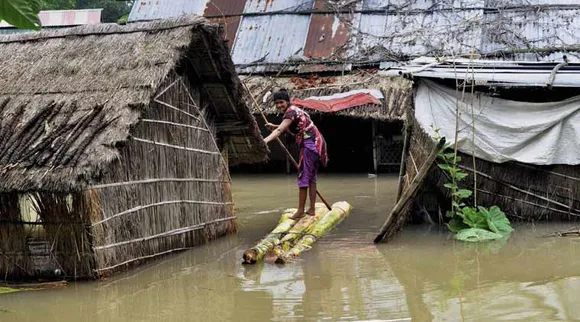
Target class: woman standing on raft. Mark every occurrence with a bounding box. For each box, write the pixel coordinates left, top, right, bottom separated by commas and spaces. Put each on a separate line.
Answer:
264, 89, 328, 220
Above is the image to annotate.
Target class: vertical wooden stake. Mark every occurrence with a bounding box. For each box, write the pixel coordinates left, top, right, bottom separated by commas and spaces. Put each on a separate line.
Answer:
372, 119, 378, 174
396, 111, 413, 201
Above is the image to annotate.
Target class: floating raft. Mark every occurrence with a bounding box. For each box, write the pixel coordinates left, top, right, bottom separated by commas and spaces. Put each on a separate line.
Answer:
242, 201, 353, 265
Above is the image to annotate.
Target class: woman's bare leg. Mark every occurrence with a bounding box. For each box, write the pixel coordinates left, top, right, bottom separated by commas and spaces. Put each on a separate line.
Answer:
291, 187, 308, 219
306, 183, 317, 215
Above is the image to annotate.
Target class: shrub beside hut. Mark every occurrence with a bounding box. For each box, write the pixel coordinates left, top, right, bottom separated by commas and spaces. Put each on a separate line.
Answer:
0, 16, 267, 280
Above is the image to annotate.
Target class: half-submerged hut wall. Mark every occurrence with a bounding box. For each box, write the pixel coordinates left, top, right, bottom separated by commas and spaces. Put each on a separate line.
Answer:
0, 191, 97, 280
90, 75, 234, 276
400, 88, 580, 224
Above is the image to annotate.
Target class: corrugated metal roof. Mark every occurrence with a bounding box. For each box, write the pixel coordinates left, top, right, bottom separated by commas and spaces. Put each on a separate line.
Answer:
231, 14, 310, 65
482, 9, 580, 53
304, 1, 352, 59
355, 10, 484, 58
204, 0, 247, 48
243, 0, 314, 13
363, 0, 485, 9
128, 0, 208, 21
127, 0, 580, 72
381, 58, 580, 87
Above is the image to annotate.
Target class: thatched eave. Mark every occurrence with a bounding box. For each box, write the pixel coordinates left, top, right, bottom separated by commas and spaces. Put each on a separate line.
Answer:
0, 15, 266, 192
241, 72, 413, 121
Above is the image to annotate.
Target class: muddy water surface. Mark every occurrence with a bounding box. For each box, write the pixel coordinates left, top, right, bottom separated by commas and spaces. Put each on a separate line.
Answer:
2, 175, 580, 321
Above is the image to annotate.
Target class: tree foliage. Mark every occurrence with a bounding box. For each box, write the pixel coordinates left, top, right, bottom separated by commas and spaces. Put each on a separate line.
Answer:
0, 0, 42, 30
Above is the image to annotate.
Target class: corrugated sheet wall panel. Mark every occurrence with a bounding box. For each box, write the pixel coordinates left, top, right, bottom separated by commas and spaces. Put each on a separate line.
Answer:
128, 0, 208, 21
482, 9, 580, 53
304, 0, 352, 59
243, 0, 314, 13
205, 0, 247, 48
126, 0, 580, 68
354, 10, 483, 58
363, 0, 485, 10
232, 15, 310, 64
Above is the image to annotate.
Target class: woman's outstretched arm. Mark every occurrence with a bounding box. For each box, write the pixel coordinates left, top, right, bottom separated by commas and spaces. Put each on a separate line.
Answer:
264, 119, 292, 144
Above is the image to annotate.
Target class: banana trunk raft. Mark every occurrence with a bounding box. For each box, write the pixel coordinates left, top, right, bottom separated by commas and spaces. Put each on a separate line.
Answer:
242, 201, 353, 265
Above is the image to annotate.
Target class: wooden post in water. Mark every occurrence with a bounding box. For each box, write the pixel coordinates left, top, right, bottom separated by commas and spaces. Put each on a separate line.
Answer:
374, 138, 445, 243
396, 115, 413, 201
372, 119, 378, 174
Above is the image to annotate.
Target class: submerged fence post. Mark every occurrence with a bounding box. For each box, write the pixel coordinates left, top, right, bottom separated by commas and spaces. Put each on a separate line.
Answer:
372, 119, 378, 174
396, 112, 413, 201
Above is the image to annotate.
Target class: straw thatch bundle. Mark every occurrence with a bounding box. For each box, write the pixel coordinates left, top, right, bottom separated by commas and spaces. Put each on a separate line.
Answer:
0, 16, 267, 280
242, 73, 413, 121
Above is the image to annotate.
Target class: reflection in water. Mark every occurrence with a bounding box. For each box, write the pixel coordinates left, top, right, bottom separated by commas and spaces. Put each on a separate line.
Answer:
1, 175, 580, 321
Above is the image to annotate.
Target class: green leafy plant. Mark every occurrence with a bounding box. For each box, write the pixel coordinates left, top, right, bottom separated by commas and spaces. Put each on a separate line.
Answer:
433, 128, 514, 242
0, 0, 42, 30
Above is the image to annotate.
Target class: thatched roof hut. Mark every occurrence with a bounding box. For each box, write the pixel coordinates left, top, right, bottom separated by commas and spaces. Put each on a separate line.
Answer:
239, 72, 413, 173
0, 16, 267, 280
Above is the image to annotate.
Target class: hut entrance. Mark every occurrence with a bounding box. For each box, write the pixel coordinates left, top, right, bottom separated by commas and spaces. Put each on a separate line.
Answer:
230, 115, 404, 174
0, 192, 95, 281
311, 115, 404, 173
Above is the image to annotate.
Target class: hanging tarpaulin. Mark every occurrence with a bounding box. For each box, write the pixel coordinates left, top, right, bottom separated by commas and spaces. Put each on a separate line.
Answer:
415, 79, 580, 165
291, 89, 382, 113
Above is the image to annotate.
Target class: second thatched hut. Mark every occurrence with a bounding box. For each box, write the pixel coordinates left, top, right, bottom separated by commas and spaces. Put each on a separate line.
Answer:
377, 58, 580, 239
242, 72, 413, 173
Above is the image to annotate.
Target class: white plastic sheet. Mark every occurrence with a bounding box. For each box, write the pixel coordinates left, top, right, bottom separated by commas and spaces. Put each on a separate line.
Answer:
415, 80, 580, 165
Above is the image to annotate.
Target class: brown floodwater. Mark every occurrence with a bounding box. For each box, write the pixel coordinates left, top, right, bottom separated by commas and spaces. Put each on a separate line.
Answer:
2, 174, 580, 321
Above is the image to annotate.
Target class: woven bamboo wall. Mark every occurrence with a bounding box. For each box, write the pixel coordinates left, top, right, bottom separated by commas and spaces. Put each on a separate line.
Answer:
89, 75, 234, 277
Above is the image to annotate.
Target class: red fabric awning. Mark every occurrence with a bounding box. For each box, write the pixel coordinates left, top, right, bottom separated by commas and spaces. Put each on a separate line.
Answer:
291, 93, 381, 113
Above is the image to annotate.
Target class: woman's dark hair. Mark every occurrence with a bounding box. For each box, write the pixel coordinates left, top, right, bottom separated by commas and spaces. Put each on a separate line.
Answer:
272, 88, 290, 102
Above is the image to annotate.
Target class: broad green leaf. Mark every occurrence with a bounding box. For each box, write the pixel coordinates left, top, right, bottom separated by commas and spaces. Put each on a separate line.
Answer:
452, 201, 465, 208
447, 218, 469, 233
454, 172, 468, 181
0, 0, 41, 30
481, 206, 514, 234
441, 153, 455, 161
454, 228, 504, 242
455, 189, 473, 199
444, 183, 456, 189
455, 156, 462, 163
438, 164, 452, 171
460, 207, 487, 229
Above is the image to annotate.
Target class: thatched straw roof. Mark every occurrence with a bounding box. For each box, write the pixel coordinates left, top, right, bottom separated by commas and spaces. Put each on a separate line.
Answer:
243, 72, 413, 121
0, 16, 267, 192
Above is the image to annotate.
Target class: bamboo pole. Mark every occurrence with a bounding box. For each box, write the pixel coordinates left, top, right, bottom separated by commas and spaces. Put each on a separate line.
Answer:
242, 82, 332, 211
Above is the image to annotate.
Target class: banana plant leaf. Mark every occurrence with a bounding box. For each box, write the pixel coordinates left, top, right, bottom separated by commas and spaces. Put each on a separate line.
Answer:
276, 201, 353, 264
